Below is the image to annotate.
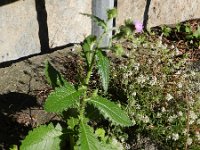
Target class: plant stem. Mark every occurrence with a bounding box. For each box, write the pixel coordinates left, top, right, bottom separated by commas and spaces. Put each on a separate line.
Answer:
79, 50, 96, 119
79, 30, 108, 119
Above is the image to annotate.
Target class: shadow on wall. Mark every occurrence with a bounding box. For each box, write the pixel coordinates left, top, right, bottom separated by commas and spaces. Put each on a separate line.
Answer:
143, 0, 151, 30
0, 0, 20, 6
35, 0, 50, 53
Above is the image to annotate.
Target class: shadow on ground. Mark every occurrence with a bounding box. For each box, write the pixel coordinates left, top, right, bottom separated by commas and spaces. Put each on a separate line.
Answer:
0, 92, 39, 150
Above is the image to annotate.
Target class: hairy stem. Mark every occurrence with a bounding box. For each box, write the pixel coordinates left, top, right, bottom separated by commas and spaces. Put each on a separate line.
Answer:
79, 29, 108, 119
79, 47, 96, 119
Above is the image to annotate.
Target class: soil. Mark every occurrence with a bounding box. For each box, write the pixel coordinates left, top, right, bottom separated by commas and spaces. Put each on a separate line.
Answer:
0, 46, 81, 149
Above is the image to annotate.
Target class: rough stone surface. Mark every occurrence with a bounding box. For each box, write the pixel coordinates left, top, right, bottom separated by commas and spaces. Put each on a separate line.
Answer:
0, 0, 40, 63
117, 0, 200, 28
46, 0, 92, 48
0, 0, 91, 63
1, 0, 200, 63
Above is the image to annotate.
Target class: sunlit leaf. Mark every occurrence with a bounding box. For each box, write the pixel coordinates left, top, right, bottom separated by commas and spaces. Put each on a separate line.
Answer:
96, 50, 110, 92
79, 120, 101, 150
82, 35, 97, 67
88, 96, 132, 126
20, 123, 62, 150
107, 8, 117, 20
44, 87, 85, 113
67, 117, 79, 130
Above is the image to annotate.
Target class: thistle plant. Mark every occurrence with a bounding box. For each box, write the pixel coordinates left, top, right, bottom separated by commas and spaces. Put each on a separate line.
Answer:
20, 8, 132, 150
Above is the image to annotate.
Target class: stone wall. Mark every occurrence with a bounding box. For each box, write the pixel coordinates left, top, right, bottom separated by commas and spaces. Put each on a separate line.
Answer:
117, 0, 200, 28
0, 0, 199, 63
0, 0, 40, 63
46, 0, 92, 48
0, 0, 92, 63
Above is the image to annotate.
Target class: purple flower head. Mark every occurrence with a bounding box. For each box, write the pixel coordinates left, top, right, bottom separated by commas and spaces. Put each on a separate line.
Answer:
133, 20, 143, 33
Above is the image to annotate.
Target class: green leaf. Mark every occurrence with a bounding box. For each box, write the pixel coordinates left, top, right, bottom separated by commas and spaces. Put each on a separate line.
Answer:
45, 61, 69, 89
161, 26, 171, 37
81, 13, 107, 31
87, 96, 132, 126
9, 145, 18, 150
44, 87, 84, 113
193, 25, 200, 39
185, 25, 192, 33
20, 123, 62, 150
112, 44, 124, 56
96, 50, 110, 92
82, 35, 97, 67
95, 128, 106, 141
67, 117, 79, 130
107, 8, 117, 20
79, 120, 101, 150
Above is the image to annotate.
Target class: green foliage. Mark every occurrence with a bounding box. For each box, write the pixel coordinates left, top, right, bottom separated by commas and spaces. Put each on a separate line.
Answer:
82, 35, 97, 68
193, 25, 200, 38
95, 128, 106, 141
44, 86, 85, 113
88, 95, 132, 126
107, 8, 117, 20
161, 25, 172, 37
67, 117, 79, 130
78, 120, 101, 150
161, 22, 200, 49
21, 9, 131, 150
9, 145, 18, 150
20, 123, 63, 150
113, 19, 134, 39
111, 20, 200, 149
112, 44, 124, 56
45, 61, 68, 89
96, 50, 110, 92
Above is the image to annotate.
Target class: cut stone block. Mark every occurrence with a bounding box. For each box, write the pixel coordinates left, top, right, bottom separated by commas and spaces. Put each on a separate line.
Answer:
117, 0, 200, 28
0, 0, 92, 63
46, 0, 92, 48
0, 0, 40, 63
0, 0, 199, 63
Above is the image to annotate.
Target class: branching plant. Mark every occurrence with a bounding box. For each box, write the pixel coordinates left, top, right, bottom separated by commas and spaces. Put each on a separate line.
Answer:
20, 8, 132, 150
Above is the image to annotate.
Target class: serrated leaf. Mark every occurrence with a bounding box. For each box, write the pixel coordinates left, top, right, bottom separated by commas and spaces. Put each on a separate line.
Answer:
96, 50, 110, 92
87, 96, 132, 126
20, 123, 62, 150
81, 13, 107, 31
45, 61, 69, 89
44, 87, 84, 113
82, 35, 97, 67
107, 8, 117, 20
79, 120, 101, 150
